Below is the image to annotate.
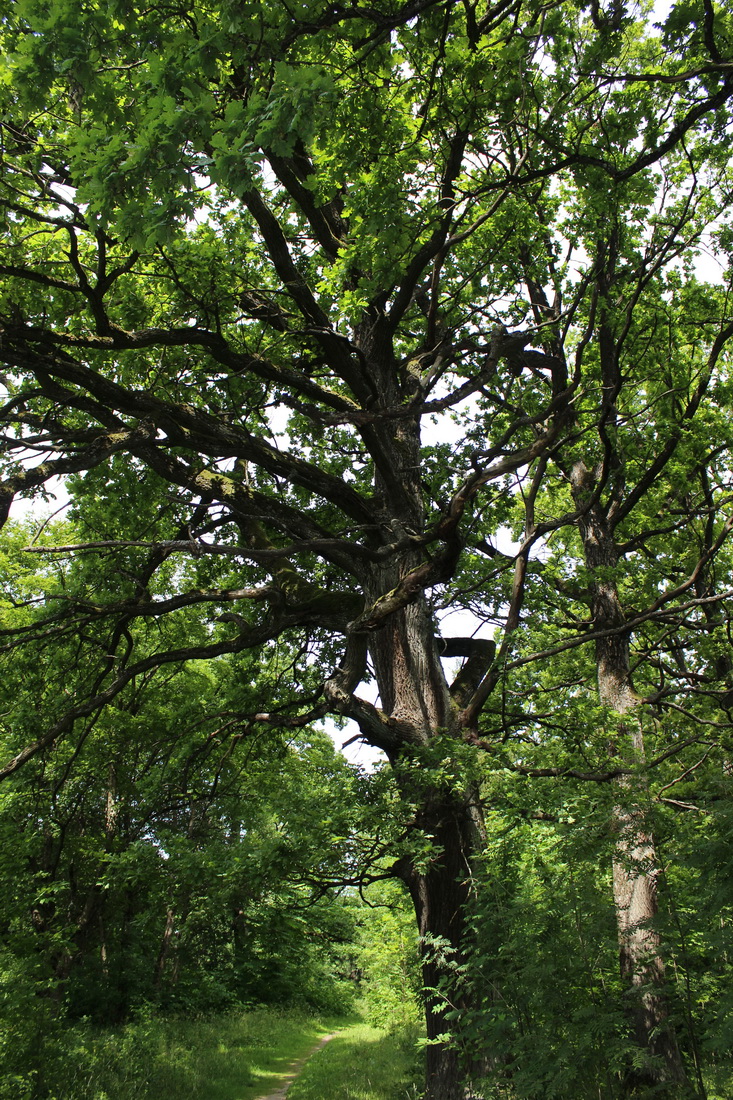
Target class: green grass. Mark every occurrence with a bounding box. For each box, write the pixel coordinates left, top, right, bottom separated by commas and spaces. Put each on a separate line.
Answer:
287, 1021, 424, 1100
52, 1007, 347, 1100
6, 1004, 425, 1100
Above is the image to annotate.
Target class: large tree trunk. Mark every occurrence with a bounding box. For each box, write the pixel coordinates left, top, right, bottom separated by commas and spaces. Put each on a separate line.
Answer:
396, 788, 485, 1100
350, 371, 487, 1099
572, 462, 690, 1094
367, 597, 481, 1099
364, 572, 483, 1096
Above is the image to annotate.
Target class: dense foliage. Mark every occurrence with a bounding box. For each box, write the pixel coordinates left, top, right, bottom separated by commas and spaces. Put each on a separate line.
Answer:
0, 524, 373, 1089
2, 0, 733, 1097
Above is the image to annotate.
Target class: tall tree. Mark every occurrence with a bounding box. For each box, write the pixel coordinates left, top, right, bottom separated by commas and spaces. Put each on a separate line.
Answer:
2, 1, 733, 1096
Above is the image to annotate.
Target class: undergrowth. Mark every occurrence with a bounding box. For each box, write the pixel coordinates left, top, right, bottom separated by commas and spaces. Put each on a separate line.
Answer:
1, 1005, 339, 1100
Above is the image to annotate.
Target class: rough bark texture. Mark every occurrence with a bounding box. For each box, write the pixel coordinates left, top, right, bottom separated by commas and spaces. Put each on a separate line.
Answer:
361, 413, 483, 1099
366, 596, 482, 1099
572, 462, 690, 1094
397, 791, 483, 1100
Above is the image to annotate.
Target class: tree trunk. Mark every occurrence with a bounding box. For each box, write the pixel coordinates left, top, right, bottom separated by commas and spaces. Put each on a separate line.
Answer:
612, 787, 689, 1090
357, 399, 485, 1098
396, 790, 484, 1100
365, 590, 483, 1098
571, 462, 690, 1094
154, 906, 176, 993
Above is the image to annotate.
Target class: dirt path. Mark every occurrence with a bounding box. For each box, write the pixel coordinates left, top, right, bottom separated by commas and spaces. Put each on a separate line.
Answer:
255, 1031, 338, 1100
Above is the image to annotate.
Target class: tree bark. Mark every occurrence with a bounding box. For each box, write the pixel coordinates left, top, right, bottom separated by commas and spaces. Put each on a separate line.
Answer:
611, 791, 689, 1089
358, 409, 484, 1099
397, 788, 483, 1100
154, 906, 176, 993
365, 595, 481, 1098
571, 462, 690, 1094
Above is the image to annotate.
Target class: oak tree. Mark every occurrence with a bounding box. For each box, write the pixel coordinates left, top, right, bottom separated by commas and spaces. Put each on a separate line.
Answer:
2, 1, 733, 1095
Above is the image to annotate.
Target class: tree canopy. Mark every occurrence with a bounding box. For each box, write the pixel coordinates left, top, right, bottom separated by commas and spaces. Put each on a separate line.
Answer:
2, 1, 733, 1097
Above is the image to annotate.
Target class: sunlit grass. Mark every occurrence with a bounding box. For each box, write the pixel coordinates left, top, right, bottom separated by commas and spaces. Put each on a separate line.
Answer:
287, 1021, 424, 1100
56, 1007, 345, 1100
16, 1004, 425, 1100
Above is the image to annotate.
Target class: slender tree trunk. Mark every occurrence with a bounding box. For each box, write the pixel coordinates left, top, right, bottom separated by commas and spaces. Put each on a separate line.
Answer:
99, 912, 109, 979
571, 462, 690, 1094
609, 711, 689, 1091
611, 780, 687, 1087
154, 906, 176, 993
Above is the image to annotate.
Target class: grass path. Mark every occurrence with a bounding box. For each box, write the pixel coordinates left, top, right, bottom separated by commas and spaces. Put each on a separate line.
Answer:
66, 1008, 346, 1100
146, 1010, 342, 1100
138, 1012, 422, 1100
254, 1032, 339, 1100
286, 1021, 423, 1100
55, 1007, 422, 1100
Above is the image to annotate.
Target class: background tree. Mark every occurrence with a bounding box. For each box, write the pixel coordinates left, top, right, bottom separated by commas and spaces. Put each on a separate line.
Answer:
0, 516, 380, 1050
2, 1, 733, 1097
